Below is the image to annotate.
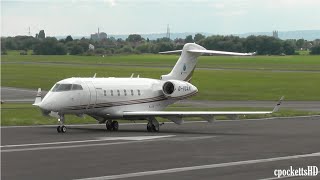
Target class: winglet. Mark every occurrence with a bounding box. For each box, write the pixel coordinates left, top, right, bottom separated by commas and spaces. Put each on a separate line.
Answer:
33, 88, 42, 106
272, 96, 284, 113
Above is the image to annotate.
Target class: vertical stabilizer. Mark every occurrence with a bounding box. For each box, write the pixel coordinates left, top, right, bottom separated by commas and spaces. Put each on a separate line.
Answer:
160, 43, 254, 81
161, 43, 205, 82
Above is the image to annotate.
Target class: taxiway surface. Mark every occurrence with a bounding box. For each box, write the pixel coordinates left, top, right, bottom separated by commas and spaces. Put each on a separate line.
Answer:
2, 116, 320, 180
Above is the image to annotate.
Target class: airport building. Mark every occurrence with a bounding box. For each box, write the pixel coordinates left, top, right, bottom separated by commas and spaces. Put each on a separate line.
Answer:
90, 28, 108, 41
272, 30, 279, 39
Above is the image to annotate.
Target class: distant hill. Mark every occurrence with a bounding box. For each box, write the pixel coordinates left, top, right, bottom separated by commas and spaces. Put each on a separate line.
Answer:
235, 30, 320, 41
56, 30, 320, 41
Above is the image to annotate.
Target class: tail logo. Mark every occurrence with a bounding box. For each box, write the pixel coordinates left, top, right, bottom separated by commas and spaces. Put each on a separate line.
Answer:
183, 64, 187, 71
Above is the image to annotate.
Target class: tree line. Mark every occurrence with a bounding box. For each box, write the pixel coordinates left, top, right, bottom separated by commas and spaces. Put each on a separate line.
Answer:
1, 31, 320, 55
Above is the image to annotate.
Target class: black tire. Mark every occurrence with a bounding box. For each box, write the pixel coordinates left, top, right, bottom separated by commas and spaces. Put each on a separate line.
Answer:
112, 121, 119, 131
147, 123, 153, 132
57, 126, 61, 133
106, 121, 113, 131
152, 124, 159, 132
61, 125, 67, 133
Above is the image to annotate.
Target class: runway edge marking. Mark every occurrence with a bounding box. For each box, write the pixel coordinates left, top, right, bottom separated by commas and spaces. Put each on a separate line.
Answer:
75, 152, 320, 180
1, 115, 320, 128
2, 138, 172, 153
1, 135, 175, 148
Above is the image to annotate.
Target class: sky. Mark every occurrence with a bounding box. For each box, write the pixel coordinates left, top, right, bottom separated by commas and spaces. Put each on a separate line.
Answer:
1, 0, 320, 37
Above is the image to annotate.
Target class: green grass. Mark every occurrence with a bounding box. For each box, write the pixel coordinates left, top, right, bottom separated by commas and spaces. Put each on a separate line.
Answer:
5, 50, 33, 55
1, 103, 96, 126
2, 63, 320, 100
2, 54, 319, 126
1, 103, 319, 126
2, 54, 320, 71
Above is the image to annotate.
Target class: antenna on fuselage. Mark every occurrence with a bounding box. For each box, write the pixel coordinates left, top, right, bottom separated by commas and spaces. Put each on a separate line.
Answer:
130, 73, 134, 78
93, 73, 97, 78
137, 75, 140, 78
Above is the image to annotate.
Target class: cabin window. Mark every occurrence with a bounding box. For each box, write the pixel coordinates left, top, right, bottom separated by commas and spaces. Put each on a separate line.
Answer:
111, 90, 114, 96
131, 90, 134, 96
124, 89, 127, 96
104, 90, 107, 96
72, 84, 83, 90
117, 90, 120, 96
138, 90, 141, 96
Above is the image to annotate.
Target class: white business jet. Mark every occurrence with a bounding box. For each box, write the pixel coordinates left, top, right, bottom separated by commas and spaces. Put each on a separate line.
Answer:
33, 43, 283, 133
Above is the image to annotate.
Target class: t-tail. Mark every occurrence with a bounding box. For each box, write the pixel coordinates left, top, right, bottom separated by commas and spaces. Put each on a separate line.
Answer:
160, 43, 255, 82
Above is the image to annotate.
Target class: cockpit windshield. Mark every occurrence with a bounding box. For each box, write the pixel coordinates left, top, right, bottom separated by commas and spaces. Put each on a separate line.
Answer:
51, 84, 83, 92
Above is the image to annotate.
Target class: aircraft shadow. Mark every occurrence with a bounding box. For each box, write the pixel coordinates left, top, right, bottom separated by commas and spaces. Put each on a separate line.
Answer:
58, 126, 255, 136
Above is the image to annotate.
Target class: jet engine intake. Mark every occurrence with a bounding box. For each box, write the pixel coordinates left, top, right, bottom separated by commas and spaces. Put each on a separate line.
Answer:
162, 80, 198, 98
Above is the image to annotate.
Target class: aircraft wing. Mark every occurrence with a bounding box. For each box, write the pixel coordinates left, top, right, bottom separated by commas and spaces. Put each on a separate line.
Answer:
123, 96, 284, 124
124, 110, 273, 117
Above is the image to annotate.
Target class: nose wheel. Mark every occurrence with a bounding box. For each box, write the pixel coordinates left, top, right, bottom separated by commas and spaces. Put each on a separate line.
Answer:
57, 125, 67, 133
57, 115, 67, 133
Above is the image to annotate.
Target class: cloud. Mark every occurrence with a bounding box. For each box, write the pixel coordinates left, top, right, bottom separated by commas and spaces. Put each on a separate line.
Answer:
70, 0, 116, 7
210, 3, 225, 9
105, 0, 116, 7
214, 10, 247, 17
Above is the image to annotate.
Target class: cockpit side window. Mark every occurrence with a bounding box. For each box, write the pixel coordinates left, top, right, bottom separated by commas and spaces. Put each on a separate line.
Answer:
72, 84, 83, 90
57, 84, 72, 91
52, 84, 72, 92
51, 84, 60, 92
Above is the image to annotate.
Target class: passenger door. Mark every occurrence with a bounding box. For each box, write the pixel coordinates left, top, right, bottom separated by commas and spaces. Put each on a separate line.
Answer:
84, 81, 97, 109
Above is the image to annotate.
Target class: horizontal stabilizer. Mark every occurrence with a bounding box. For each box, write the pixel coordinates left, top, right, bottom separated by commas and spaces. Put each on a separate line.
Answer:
159, 50, 183, 54
159, 45, 255, 56
187, 49, 256, 56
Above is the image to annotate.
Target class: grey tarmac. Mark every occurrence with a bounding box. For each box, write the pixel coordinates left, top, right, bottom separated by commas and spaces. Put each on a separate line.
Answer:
1, 116, 320, 180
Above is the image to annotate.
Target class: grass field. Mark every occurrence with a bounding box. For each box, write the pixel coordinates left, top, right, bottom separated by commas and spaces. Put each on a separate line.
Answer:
2, 54, 320, 71
2, 63, 320, 100
1, 53, 320, 126
2, 103, 319, 126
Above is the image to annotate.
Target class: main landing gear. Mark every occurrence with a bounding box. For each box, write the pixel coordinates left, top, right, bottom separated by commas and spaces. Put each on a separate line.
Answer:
106, 120, 119, 131
147, 117, 160, 132
57, 114, 67, 133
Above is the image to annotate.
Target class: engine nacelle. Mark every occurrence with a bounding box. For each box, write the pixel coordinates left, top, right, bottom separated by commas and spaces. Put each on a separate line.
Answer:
162, 80, 198, 98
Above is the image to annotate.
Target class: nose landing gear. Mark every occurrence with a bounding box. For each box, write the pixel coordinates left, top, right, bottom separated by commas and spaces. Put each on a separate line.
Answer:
57, 114, 67, 133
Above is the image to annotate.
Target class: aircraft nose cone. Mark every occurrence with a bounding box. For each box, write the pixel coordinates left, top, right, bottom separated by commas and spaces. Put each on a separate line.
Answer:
39, 101, 48, 110
39, 99, 54, 111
